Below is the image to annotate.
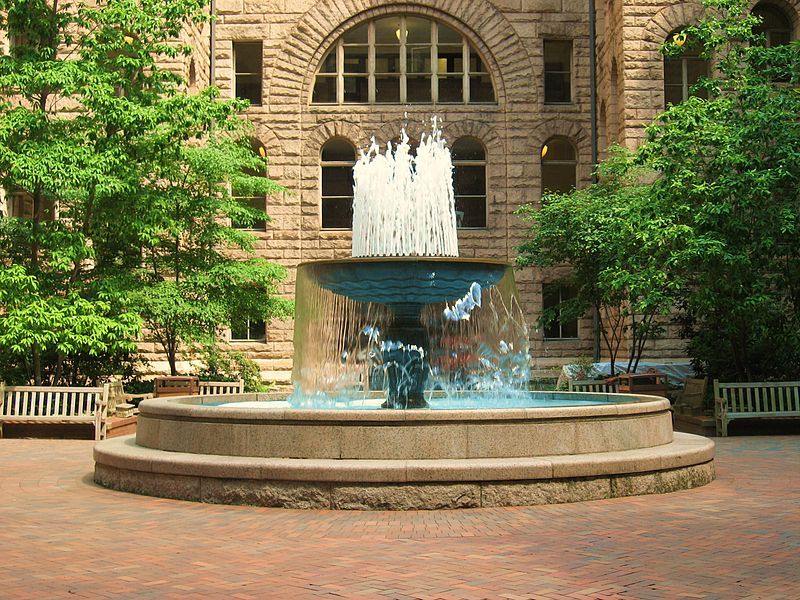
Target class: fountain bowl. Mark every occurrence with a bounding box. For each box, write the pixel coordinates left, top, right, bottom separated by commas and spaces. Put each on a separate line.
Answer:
94, 392, 714, 510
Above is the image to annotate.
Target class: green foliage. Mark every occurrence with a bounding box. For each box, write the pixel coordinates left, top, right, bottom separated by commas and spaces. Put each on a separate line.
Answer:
641, 0, 800, 380
518, 0, 800, 381
517, 148, 692, 372
0, 1, 291, 384
196, 345, 267, 392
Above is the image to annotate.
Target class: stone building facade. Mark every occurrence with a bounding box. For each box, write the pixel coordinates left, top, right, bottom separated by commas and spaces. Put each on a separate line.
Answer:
159, 0, 799, 380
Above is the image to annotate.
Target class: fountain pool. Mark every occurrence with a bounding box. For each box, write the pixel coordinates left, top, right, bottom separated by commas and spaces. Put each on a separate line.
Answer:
94, 121, 714, 509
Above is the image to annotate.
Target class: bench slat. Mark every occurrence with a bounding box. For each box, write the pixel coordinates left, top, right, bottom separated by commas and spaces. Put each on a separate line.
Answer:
1, 385, 109, 440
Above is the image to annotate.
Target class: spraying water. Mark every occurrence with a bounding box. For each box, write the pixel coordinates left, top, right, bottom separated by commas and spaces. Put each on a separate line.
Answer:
352, 118, 459, 258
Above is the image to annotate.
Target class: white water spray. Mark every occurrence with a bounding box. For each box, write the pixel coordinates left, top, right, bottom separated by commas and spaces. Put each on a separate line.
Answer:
352, 118, 459, 258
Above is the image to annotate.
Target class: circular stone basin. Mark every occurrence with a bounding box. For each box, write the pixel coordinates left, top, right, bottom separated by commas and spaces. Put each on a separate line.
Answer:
94, 392, 715, 510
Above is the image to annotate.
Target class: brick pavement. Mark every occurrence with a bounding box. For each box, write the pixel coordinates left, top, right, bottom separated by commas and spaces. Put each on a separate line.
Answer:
0, 436, 798, 599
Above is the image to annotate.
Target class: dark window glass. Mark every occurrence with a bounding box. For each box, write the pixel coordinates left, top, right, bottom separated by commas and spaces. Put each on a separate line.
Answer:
543, 284, 579, 339
541, 138, 577, 195
544, 40, 572, 104
452, 137, 486, 228
231, 319, 266, 341
753, 4, 793, 47
231, 196, 266, 230
233, 42, 262, 106
321, 138, 356, 229
664, 32, 709, 107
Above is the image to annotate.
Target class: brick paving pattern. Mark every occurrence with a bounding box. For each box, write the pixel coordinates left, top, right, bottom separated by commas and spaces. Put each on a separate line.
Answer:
0, 436, 798, 599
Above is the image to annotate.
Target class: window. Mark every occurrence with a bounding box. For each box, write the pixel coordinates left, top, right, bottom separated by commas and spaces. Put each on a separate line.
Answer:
542, 283, 578, 339
664, 32, 709, 107
3, 190, 56, 219
753, 4, 793, 47
231, 319, 266, 342
541, 137, 577, 195
233, 42, 262, 105
232, 139, 267, 231
544, 40, 572, 104
321, 138, 356, 229
312, 16, 495, 105
452, 137, 486, 228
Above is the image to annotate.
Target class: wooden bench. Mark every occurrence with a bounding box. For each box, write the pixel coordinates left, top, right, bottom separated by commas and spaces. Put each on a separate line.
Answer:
154, 376, 200, 397
568, 379, 618, 393
0, 383, 110, 441
673, 378, 708, 415
714, 380, 800, 436
199, 380, 245, 395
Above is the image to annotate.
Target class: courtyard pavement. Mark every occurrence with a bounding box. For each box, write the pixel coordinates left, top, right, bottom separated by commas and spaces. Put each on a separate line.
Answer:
0, 436, 798, 599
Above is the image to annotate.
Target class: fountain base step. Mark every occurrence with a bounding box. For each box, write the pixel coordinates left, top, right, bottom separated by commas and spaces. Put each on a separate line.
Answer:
94, 433, 714, 510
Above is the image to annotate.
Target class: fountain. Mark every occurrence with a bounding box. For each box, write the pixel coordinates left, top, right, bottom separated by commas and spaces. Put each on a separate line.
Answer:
94, 121, 715, 510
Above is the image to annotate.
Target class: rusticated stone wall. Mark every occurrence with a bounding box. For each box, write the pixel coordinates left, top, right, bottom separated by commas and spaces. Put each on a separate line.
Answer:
147, 0, 800, 380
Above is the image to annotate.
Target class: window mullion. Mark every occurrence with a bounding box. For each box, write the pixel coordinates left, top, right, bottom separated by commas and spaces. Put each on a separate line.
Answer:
462, 38, 469, 104
337, 40, 344, 104
431, 22, 438, 104
368, 22, 375, 104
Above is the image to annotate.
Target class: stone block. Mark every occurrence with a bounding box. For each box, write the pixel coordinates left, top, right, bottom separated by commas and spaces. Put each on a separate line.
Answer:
332, 483, 481, 510
611, 462, 715, 498
482, 477, 612, 506
201, 477, 331, 508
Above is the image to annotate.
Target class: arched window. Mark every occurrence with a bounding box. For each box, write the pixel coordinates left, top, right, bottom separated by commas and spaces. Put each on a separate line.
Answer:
753, 3, 793, 46
321, 138, 356, 229
664, 31, 709, 107
232, 138, 267, 231
541, 137, 577, 195
312, 16, 495, 105
452, 137, 486, 228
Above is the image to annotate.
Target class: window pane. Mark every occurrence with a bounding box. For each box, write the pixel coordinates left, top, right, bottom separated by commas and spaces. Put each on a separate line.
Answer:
687, 58, 708, 85
232, 197, 266, 230
375, 17, 402, 44
319, 51, 336, 73
407, 46, 431, 73
454, 165, 485, 195
544, 72, 570, 103
235, 74, 262, 105
231, 321, 248, 341
343, 75, 368, 102
542, 163, 576, 193
470, 75, 495, 102
313, 76, 337, 103
375, 76, 400, 102
322, 165, 354, 197
454, 196, 485, 228
438, 75, 463, 102
376, 45, 401, 73
406, 18, 431, 43
321, 139, 355, 161
452, 138, 485, 161
344, 45, 368, 73
234, 42, 262, 74
544, 138, 575, 161
438, 23, 461, 44
407, 75, 432, 102
469, 50, 486, 73
322, 197, 353, 229
438, 45, 463, 73
542, 284, 578, 339
664, 84, 685, 106
343, 23, 368, 44
544, 40, 571, 104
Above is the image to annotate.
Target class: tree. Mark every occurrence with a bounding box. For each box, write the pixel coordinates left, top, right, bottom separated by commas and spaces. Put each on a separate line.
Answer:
0, 1, 290, 383
641, 0, 800, 380
517, 148, 695, 373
